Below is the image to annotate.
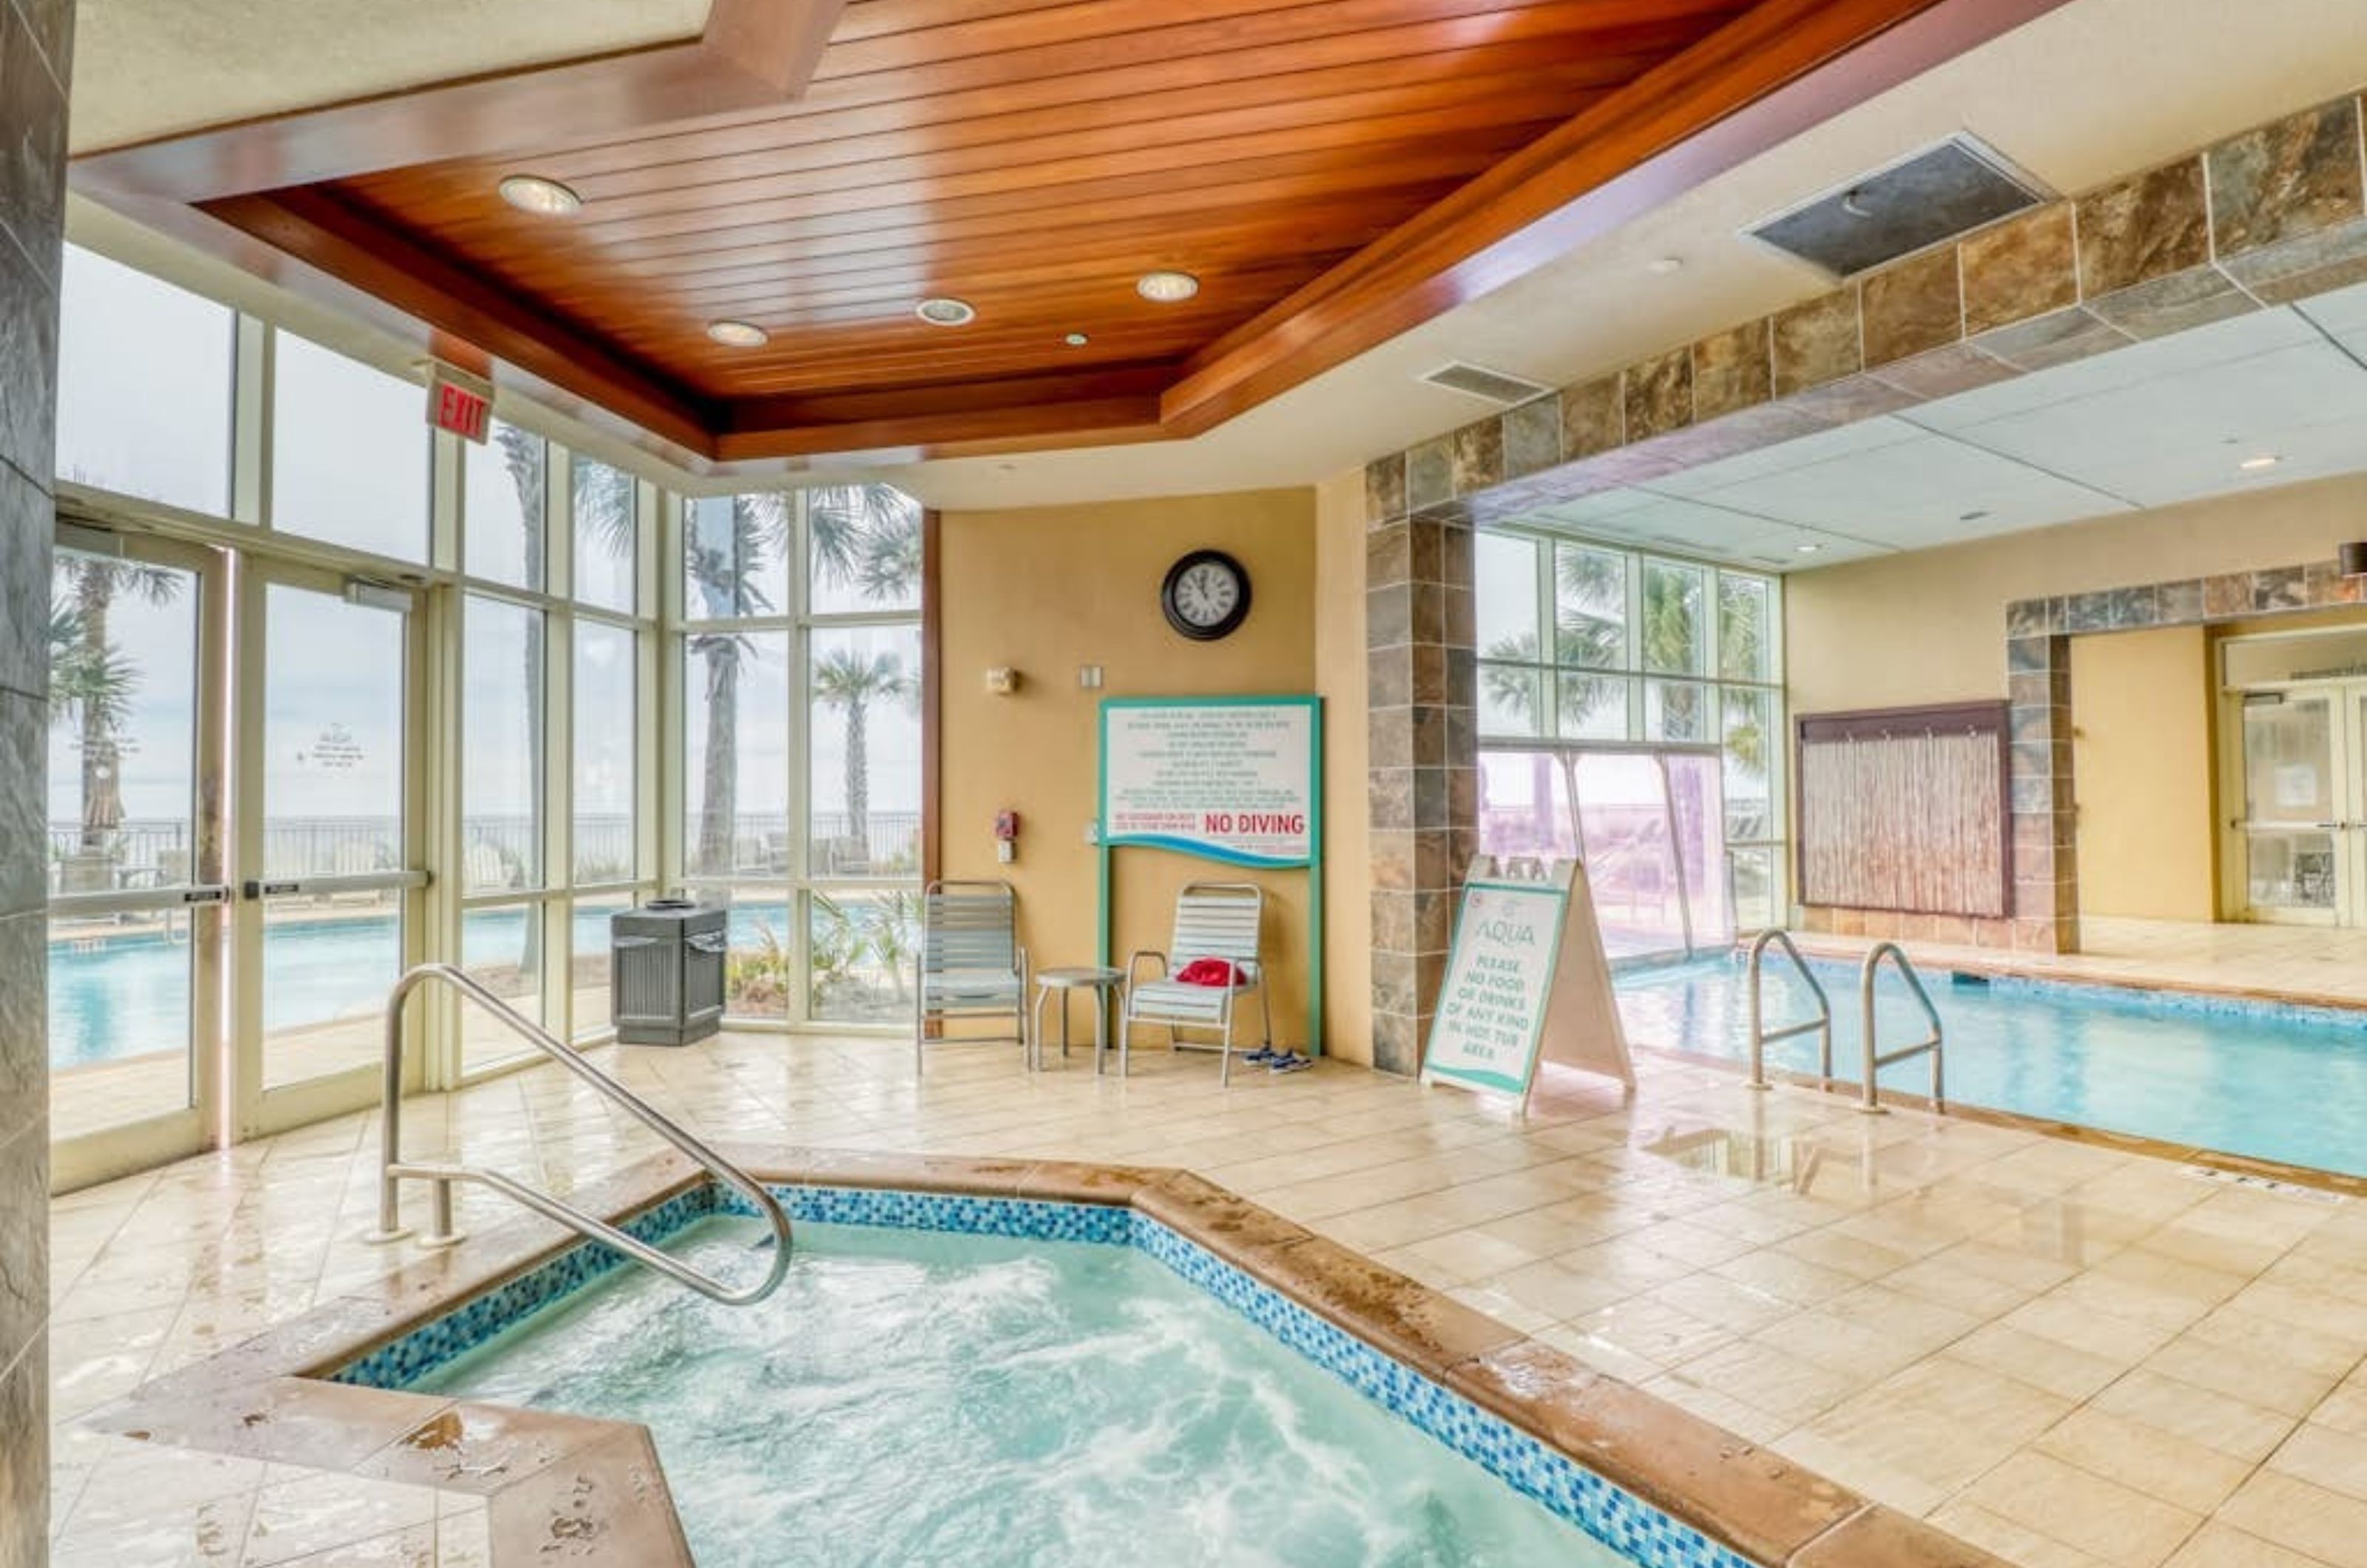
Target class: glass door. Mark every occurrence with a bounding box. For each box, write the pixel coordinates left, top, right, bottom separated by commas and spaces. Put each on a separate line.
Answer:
232, 560, 425, 1135
46, 526, 228, 1189
2237, 690, 2345, 924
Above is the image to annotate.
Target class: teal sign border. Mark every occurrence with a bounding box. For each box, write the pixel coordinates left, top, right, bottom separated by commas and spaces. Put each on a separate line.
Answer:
1420, 877, 1572, 1099
1096, 695, 1325, 1055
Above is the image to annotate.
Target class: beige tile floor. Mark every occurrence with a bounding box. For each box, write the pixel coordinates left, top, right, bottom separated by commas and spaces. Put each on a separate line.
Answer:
44, 1023, 2367, 1568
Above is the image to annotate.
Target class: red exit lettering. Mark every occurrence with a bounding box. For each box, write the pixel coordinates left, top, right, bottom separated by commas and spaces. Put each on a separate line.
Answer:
428, 372, 492, 445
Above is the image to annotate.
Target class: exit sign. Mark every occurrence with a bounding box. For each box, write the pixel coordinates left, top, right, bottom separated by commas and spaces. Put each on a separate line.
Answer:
427, 366, 493, 445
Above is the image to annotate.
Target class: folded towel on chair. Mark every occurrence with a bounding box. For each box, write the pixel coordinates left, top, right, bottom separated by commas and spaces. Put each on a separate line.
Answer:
1175, 958, 1243, 987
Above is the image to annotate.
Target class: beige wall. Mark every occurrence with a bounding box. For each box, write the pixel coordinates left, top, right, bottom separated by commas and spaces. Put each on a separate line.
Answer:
940, 490, 1332, 1052
1786, 474, 2367, 717
2068, 626, 2216, 921
1785, 473, 2367, 924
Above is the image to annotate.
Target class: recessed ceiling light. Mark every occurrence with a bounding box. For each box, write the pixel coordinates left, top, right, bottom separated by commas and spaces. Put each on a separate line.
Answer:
1647, 257, 1684, 276
1137, 270, 1200, 303
1064, 332, 1090, 347
1795, 543, 1825, 555
498, 175, 581, 217
2241, 454, 2283, 471
706, 320, 768, 348
916, 297, 976, 327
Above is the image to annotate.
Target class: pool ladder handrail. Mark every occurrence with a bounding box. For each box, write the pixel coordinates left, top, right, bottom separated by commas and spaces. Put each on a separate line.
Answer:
365, 962, 794, 1305
1857, 942, 1945, 1115
1743, 929, 1834, 1091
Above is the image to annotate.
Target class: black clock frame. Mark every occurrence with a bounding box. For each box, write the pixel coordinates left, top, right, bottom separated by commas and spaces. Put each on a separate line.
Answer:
1161, 549, 1252, 641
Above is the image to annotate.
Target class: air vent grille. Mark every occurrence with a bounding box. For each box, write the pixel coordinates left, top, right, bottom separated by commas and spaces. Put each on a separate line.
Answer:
1420, 361, 1552, 407
1746, 135, 2047, 278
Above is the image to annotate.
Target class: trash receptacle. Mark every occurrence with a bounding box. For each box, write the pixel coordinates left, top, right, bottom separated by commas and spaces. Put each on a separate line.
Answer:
612, 899, 727, 1045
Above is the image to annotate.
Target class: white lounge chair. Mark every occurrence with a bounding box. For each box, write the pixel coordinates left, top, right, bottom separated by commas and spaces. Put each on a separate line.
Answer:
914, 879, 1027, 1072
1121, 882, 1272, 1084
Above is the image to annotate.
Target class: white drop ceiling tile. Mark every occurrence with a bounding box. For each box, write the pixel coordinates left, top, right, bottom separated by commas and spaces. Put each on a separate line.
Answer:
1911, 307, 2319, 432
2072, 418, 2367, 508
1531, 487, 1661, 527
1641, 416, 1923, 497
2299, 278, 2367, 336
1948, 341, 2367, 476
1604, 496, 1775, 544
1692, 431, 2127, 540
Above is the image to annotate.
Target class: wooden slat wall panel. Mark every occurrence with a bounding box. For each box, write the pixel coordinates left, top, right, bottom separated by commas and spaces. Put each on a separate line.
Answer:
1796, 705, 2011, 918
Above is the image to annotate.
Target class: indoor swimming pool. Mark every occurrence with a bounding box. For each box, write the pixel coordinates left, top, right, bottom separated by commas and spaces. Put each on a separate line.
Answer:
1616, 956, 2367, 1175
358, 1188, 1746, 1568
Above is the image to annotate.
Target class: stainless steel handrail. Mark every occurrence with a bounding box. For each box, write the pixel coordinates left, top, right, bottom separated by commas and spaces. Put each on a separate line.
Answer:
1857, 942, 1945, 1115
366, 963, 793, 1305
1744, 929, 1833, 1091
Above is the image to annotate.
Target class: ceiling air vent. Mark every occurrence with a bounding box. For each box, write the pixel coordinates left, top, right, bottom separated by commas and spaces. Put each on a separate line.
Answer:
1420, 361, 1552, 407
1745, 135, 2048, 278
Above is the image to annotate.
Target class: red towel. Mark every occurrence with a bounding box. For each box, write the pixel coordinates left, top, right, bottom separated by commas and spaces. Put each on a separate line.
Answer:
1175, 958, 1242, 987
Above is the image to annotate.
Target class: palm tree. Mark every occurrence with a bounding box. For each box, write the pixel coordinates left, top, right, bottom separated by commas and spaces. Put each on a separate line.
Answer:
684, 492, 790, 873
53, 556, 181, 856
678, 485, 920, 877
1485, 553, 1754, 752
491, 424, 548, 891
808, 485, 919, 604
811, 646, 916, 861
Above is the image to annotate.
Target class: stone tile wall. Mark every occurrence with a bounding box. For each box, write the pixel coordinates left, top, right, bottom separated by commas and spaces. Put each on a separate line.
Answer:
1363, 454, 1476, 1075
1367, 89, 2367, 964
1380, 93, 2367, 534
0, 0, 68, 1553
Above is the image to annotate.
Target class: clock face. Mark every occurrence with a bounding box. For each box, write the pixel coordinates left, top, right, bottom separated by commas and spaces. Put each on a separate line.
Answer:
1161, 550, 1251, 641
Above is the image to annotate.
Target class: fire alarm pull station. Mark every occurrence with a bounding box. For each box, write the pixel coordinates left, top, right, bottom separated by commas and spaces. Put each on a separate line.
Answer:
994, 810, 1021, 865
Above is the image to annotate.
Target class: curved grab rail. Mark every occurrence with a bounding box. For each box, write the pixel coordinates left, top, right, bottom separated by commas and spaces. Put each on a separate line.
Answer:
370, 963, 793, 1305
1857, 942, 1945, 1115
1743, 929, 1834, 1091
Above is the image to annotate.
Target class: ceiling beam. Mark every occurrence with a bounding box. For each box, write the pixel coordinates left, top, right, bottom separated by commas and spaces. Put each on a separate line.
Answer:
203, 187, 717, 453
66, 0, 2079, 472
73, 0, 848, 203
1161, 0, 2081, 437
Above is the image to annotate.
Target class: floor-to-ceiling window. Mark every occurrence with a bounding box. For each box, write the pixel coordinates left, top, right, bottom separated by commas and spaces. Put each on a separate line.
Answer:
1473, 527, 1785, 956
453, 426, 659, 1072
675, 487, 924, 1027
45, 240, 665, 1183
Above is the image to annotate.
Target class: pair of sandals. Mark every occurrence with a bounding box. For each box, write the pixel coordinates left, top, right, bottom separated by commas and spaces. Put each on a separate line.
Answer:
1244, 1046, 1312, 1074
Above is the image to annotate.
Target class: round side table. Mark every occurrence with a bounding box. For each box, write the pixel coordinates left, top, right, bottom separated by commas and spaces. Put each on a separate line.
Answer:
1030, 967, 1124, 1074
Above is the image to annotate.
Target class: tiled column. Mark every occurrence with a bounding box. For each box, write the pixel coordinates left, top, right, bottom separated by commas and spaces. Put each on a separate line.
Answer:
0, 0, 70, 1550
1364, 456, 1477, 1075
2006, 628, 2079, 953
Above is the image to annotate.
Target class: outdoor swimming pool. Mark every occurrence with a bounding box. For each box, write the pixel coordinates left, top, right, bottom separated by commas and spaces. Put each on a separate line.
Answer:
44, 907, 616, 1069
1616, 956, 2367, 1176
355, 1186, 1743, 1568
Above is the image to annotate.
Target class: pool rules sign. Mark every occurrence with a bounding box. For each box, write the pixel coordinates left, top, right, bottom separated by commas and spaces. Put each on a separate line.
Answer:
1421, 862, 1632, 1110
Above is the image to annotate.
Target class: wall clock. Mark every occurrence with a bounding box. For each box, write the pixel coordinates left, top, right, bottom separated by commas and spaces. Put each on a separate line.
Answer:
1161, 549, 1252, 641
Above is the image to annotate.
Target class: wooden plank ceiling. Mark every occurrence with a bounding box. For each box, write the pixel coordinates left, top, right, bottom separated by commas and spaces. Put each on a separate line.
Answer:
71, 0, 2047, 470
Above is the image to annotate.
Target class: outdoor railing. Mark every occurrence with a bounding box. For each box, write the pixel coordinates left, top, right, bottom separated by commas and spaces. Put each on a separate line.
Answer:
50, 811, 924, 894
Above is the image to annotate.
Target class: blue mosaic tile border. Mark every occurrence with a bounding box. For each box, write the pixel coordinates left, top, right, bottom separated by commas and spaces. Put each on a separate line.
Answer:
1979, 971, 2367, 1030
717, 1183, 1134, 1244
340, 1183, 1751, 1568
331, 1185, 720, 1389
1126, 1217, 1752, 1568
1658, 950, 2367, 1033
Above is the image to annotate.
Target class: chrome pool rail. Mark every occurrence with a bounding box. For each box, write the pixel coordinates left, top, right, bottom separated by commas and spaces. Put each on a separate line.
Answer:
1857, 942, 1945, 1115
366, 963, 793, 1305
1743, 928, 1833, 1091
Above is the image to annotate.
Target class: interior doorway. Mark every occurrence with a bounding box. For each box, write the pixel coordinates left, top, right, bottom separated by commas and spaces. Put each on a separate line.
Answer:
2222, 626, 2367, 927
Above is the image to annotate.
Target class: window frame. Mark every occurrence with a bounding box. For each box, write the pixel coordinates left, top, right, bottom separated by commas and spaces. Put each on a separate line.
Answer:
1476, 527, 1789, 922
